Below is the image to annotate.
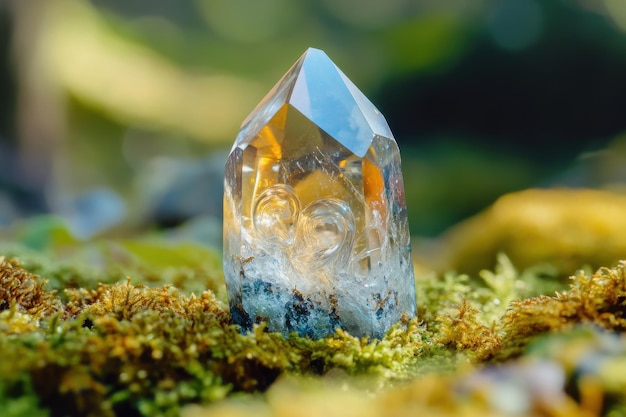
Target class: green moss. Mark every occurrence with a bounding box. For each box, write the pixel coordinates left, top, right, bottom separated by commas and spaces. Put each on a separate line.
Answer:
419, 189, 626, 276
497, 261, 626, 360
0, 374, 49, 417
1, 242, 626, 416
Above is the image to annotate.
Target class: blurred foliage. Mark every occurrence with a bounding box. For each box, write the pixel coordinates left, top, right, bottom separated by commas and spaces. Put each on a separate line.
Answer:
3, 0, 626, 238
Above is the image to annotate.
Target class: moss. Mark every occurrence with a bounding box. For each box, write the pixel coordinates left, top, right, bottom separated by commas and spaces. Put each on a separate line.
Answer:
419, 188, 626, 276
436, 299, 501, 361
497, 261, 626, 360
0, 374, 49, 417
1, 241, 626, 415
0, 256, 63, 318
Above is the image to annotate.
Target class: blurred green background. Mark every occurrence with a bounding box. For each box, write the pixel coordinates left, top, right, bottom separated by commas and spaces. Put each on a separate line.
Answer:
2, 0, 626, 247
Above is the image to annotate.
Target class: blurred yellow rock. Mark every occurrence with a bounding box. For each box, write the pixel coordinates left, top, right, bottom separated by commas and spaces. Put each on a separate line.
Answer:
417, 188, 626, 275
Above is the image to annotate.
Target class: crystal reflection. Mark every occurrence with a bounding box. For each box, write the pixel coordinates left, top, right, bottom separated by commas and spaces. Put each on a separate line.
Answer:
252, 184, 300, 245
253, 184, 355, 270
295, 198, 355, 268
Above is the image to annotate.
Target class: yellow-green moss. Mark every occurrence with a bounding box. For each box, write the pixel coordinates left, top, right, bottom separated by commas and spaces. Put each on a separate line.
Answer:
1, 246, 626, 416
0, 256, 63, 318
419, 188, 626, 276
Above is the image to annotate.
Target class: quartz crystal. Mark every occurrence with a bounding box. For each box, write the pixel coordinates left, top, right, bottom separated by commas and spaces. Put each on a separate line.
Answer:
223, 48, 416, 339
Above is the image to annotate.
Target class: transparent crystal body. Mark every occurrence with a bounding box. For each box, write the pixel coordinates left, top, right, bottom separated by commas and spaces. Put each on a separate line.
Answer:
223, 48, 416, 339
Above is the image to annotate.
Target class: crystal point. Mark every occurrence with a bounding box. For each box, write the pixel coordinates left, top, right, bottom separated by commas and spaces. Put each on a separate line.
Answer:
224, 48, 416, 339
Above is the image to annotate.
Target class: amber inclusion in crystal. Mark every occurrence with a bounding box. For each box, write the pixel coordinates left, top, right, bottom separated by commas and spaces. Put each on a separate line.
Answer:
223, 48, 416, 339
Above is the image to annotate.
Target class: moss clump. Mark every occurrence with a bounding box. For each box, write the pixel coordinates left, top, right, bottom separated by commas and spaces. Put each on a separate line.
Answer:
436, 299, 501, 361
0, 256, 62, 318
507, 263, 626, 333
497, 262, 626, 360
420, 188, 626, 276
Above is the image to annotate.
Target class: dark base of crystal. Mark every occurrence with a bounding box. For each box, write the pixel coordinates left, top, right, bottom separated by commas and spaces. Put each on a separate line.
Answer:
228, 293, 252, 331
227, 278, 409, 339
229, 279, 348, 338
283, 288, 344, 338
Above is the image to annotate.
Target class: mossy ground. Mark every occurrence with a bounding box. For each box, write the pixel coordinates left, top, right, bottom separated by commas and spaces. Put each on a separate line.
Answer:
2, 241, 626, 417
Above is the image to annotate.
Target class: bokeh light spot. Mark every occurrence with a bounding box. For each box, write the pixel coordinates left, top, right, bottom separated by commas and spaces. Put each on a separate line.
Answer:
195, 0, 301, 43
321, 0, 408, 29
605, 0, 626, 31
488, 0, 544, 51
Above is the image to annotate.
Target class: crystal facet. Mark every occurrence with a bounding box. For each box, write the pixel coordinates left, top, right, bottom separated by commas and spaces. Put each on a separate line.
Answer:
223, 48, 416, 339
